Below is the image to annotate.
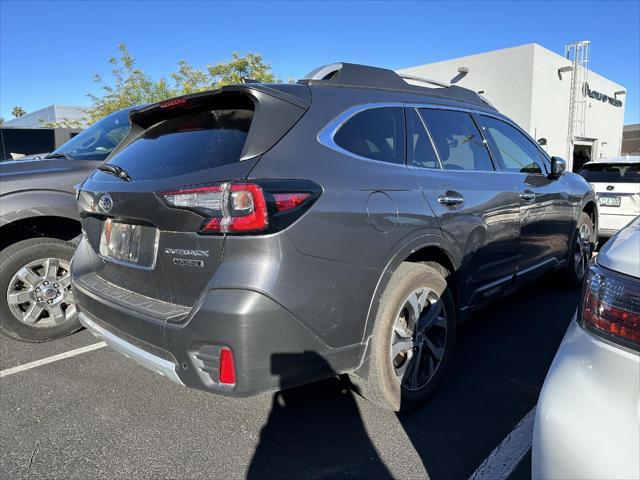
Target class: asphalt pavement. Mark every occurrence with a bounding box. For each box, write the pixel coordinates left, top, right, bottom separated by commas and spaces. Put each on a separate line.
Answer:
0, 272, 582, 479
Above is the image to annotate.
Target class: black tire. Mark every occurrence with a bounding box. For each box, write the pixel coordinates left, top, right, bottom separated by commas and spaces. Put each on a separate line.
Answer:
355, 262, 456, 411
0, 238, 81, 342
566, 212, 595, 287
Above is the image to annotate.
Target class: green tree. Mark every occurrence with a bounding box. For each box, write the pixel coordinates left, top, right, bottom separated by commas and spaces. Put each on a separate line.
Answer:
11, 106, 26, 117
86, 44, 277, 123
87, 44, 175, 123
206, 52, 275, 87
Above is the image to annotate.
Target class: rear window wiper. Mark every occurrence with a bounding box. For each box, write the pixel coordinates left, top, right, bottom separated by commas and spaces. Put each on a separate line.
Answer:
98, 164, 131, 182
45, 152, 74, 160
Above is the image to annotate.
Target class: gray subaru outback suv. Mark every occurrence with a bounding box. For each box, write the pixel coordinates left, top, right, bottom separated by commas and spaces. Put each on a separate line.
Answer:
72, 63, 597, 410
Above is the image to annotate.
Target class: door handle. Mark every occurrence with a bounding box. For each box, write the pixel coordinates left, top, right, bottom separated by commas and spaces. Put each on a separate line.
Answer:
438, 193, 464, 207
520, 191, 536, 204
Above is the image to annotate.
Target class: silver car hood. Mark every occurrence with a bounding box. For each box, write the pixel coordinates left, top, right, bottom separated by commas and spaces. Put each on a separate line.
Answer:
597, 216, 640, 279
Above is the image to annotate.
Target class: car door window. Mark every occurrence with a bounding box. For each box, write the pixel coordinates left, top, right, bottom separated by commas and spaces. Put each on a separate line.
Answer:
419, 109, 495, 171
334, 107, 405, 164
407, 108, 440, 169
479, 116, 543, 174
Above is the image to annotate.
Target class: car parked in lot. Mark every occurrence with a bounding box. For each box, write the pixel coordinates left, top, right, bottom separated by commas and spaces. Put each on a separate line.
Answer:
0, 107, 134, 342
532, 216, 640, 480
72, 63, 598, 411
577, 155, 640, 237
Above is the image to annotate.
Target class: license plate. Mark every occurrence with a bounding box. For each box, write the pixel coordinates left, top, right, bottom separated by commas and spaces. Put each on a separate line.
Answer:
99, 219, 158, 268
598, 196, 621, 207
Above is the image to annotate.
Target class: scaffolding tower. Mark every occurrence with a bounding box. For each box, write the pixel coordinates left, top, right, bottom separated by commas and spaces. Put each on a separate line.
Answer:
565, 40, 591, 164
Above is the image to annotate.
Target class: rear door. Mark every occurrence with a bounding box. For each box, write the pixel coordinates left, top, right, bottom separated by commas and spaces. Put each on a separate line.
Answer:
409, 107, 521, 308
477, 114, 574, 280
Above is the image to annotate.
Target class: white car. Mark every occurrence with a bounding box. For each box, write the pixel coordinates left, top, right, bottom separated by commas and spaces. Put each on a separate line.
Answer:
532, 217, 640, 479
578, 155, 640, 237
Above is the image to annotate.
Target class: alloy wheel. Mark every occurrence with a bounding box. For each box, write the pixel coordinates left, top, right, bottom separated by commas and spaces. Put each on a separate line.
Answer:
390, 287, 448, 391
6, 258, 76, 328
574, 223, 592, 281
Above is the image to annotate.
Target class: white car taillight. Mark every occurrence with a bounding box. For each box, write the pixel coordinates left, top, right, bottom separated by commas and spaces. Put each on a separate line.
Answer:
581, 263, 640, 349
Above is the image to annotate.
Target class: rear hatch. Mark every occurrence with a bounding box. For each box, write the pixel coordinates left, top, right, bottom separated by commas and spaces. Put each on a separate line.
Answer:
578, 162, 640, 216
77, 85, 310, 307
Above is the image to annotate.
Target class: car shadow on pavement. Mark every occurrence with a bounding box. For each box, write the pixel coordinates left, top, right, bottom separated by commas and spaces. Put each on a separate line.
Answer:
247, 273, 582, 479
247, 353, 392, 479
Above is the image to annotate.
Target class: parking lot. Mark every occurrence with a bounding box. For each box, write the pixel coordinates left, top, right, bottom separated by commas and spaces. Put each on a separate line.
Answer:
0, 271, 581, 480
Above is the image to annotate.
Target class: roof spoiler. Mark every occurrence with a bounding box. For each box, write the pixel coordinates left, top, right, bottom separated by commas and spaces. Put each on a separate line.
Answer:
106, 84, 311, 162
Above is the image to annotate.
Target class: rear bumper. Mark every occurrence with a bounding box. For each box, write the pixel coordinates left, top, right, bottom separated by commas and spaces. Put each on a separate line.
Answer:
532, 315, 640, 479
598, 212, 638, 237
79, 312, 184, 385
73, 275, 364, 398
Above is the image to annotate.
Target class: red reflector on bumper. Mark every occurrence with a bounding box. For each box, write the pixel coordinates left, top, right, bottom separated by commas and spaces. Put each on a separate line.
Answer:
219, 347, 236, 385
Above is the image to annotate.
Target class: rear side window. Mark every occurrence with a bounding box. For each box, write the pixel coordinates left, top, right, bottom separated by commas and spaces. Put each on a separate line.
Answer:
334, 107, 405, 164
419, 109, 494, 171
407, 108, 440, 169
105, 108, 253, 180
578, 163, 640, 183
479, 116, 543, 174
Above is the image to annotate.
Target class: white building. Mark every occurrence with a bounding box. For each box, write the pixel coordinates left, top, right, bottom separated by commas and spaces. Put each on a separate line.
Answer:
398, 43, 626, 171
4, 105, 89, 128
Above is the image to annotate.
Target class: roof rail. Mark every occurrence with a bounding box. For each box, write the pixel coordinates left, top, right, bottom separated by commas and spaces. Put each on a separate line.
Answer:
299, 62, 494, 109
397, 74, 450, 89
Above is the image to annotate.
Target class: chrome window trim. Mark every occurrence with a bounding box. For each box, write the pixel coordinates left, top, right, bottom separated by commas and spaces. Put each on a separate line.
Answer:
317, 102, 508, 172
317, 103, 408, 167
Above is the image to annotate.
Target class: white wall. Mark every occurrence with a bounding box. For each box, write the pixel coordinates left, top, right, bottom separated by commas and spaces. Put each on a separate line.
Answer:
397, 44, 536, 131
530, 44, 625, 163
5, 105, 88, 128
398, 43, 626, 168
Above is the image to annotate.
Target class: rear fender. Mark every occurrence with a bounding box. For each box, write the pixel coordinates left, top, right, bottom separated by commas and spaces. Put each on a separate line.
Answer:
361, 234, 461, 343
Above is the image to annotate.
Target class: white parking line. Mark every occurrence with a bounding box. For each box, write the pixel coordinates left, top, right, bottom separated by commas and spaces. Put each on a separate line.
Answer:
0, 342, 107, 378
468, 407, 536, 480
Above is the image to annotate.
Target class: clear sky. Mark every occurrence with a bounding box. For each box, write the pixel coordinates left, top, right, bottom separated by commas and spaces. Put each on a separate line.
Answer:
1, 0, 639, 124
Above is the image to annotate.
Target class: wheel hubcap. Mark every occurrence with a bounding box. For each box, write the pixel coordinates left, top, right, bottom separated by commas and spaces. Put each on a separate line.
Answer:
390, 287, 448, 391
574, 223, 592, 280
6, 257, 76, 328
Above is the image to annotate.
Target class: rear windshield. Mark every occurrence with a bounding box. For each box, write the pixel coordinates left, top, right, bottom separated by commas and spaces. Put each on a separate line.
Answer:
577, 163, 640, 183
105, 108, 253, 180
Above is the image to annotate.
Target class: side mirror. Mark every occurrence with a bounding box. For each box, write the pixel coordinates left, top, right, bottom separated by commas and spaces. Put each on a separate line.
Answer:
550, 156, 567, 178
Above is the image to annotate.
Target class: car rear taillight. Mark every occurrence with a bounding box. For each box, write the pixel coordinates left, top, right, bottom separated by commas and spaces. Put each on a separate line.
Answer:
160, 180, 319, 234
161, 182, 267, 233
581, 263, 640, 350
273, 193, 311, 211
